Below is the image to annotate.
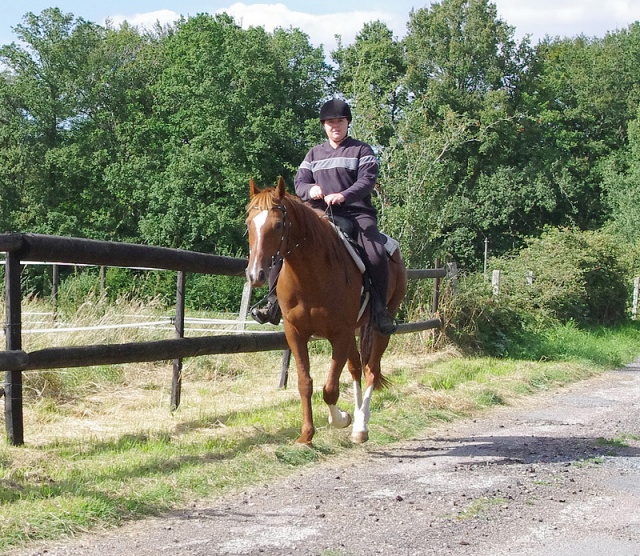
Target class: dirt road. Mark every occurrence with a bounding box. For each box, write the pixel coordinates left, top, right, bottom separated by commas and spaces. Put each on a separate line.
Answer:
9, 360, 640, 556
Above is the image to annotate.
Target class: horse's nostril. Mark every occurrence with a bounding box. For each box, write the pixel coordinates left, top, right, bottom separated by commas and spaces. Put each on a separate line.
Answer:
258, 269, 266, 283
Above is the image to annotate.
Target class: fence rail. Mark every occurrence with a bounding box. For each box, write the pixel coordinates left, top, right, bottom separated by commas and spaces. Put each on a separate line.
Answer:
2, 233, 448, 446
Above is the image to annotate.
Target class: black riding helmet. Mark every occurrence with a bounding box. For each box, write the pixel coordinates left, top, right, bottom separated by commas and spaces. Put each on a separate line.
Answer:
319, 98, 352, 122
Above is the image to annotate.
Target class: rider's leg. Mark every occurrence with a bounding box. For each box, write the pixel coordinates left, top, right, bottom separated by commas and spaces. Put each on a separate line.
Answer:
250, 260, 283, 325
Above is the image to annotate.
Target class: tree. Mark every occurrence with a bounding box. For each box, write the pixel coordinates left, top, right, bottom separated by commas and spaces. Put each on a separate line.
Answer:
529, 29, 640, 232
138, 14, 330, 252
0, 8, 104, 234
333, 21, 407, 148
381, 0, 535, 267
602, 106, 640, 242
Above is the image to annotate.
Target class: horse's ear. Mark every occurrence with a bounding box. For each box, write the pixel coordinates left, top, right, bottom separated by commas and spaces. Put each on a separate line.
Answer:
276, 176, 286, 200
249, 178, 259, 198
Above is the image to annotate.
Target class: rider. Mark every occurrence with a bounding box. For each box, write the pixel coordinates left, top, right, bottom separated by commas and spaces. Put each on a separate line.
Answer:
251, 98, 397, 335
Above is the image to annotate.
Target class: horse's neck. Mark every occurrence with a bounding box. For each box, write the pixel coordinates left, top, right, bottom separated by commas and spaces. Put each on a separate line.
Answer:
283, 205, 334, 267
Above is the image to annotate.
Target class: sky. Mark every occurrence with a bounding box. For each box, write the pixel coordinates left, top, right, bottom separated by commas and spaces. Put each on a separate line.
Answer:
1, 0, 640, 54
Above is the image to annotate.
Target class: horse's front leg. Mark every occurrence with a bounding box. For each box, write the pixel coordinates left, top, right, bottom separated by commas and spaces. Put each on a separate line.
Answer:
324, 336, 352, 430
286, 329, 315, 445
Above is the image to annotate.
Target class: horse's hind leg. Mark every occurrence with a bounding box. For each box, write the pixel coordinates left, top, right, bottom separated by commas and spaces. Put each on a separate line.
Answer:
352, 333, 390, 444
324, 336, 352, 430
346, 336, 363, 411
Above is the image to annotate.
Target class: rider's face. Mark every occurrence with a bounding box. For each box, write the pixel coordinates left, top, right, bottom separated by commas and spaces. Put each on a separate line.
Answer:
323, 118, 349, 145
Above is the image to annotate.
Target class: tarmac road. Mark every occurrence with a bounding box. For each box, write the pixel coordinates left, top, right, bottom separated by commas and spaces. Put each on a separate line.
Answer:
7, 359, 640, 556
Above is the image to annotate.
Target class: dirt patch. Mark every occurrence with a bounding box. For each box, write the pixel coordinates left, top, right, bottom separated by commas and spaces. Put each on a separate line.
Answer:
7, 360, 640, 556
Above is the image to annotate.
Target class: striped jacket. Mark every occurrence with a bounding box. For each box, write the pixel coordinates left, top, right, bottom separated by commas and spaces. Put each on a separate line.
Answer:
294, 137, 379, 216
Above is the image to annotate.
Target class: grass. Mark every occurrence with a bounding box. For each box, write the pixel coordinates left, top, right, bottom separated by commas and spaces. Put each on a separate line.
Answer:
1, 297, 640, 553
456, 496, 509, 521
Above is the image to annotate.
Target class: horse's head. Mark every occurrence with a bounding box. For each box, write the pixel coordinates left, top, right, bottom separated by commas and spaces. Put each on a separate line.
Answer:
245, 176, 288, 287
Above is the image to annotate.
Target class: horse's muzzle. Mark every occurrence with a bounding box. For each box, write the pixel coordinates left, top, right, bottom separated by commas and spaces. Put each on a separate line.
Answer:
246, 266, 267, 288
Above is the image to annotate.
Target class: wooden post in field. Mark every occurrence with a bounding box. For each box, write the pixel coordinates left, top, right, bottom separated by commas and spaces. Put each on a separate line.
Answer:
431, 258, 440, 313
484, 237, 488, 276
52, 264, 59, 305
492, 270, 501, 296
238, 280, 252, 331
4, 251, 24, 446
279, 349, 291, 390
633, 277, 639, 320
447, 262, 459, 296
171, 271, 186, 410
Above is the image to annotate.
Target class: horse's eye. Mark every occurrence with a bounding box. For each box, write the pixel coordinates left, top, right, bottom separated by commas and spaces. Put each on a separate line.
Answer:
275, 221, 283, 230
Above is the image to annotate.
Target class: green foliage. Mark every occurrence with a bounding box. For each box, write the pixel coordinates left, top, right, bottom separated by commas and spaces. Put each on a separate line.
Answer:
441, 227, 632, 355
2, 2, 640, 308
333, 21, 407, 148
494, 227, 629, 325
602, 104, 640, 242
440, 271, 525, 355
184, 273, 246, 312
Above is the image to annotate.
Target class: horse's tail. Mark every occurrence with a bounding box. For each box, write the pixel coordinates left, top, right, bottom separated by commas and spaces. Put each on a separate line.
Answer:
359, 318, 391, 390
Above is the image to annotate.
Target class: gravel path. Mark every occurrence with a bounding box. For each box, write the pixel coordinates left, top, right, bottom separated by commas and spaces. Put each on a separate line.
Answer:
8, 360, 640, 556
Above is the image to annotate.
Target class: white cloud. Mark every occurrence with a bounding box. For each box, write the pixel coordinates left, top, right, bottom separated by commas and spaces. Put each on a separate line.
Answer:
104, 9, 182, 32
494, 0, 640, 40
105, 3, 407, 53
220, 2, 406, 51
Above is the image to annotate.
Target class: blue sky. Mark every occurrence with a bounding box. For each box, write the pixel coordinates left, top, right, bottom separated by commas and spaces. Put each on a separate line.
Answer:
2, 1, 640, 53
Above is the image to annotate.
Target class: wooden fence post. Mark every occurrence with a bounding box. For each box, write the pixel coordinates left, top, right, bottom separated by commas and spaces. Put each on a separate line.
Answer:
4, 251, 24, 446
633, 277, 639, 320
52, 263, 59, 305
446, 262, 459, 296
171, 271, 185, 411
238, 280, 252, 331
278, 349, 291, 390
492, 270, 501, 296
431, 259, 440, 313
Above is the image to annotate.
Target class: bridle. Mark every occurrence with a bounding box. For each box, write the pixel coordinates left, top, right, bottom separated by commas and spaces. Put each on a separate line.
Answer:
250, 203, 289, 270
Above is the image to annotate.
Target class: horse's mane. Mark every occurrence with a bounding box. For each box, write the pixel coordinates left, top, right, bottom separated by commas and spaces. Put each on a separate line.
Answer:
247, 188, 351, 267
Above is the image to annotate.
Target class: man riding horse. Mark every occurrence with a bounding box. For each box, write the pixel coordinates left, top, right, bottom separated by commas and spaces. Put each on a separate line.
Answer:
251, 98, 397, 335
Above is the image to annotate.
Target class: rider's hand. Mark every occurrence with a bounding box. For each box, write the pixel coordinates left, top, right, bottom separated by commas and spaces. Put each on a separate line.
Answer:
309, 184, 323, 200
324, 193, 345, 205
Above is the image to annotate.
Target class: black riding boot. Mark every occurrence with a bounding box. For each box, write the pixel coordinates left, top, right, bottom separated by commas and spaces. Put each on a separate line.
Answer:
250, 295, 282, 325
372, 292, 397, 336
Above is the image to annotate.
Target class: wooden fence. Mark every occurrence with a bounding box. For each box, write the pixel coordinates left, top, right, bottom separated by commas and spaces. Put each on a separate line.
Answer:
1, 233, 446, 446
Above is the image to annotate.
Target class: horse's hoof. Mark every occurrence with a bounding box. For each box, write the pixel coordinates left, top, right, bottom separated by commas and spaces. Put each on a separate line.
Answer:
295, 438, 313, 447
351, 431, 369, 444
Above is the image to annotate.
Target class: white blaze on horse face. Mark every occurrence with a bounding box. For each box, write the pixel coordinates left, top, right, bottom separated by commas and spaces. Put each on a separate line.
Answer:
247, 210, 269, 284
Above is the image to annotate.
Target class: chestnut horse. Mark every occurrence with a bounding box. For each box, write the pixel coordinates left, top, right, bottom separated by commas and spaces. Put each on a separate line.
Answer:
245, 177, 407, 445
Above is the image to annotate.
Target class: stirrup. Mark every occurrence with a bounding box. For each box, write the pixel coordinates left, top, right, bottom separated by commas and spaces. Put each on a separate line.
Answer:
374, 308, 397, 336
250, 300, 281, 325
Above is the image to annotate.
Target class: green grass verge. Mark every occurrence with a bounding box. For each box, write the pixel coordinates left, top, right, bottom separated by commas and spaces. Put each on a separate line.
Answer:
1, 321, 639, 553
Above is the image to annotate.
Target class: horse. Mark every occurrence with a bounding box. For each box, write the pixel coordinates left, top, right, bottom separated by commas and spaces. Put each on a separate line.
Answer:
245, 176, 407, 445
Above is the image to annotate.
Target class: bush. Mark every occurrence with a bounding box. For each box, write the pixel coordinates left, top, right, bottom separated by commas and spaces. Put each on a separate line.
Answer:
439, 271, 527, 356
440, 227, 632, 356
492, 227, 629, 326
